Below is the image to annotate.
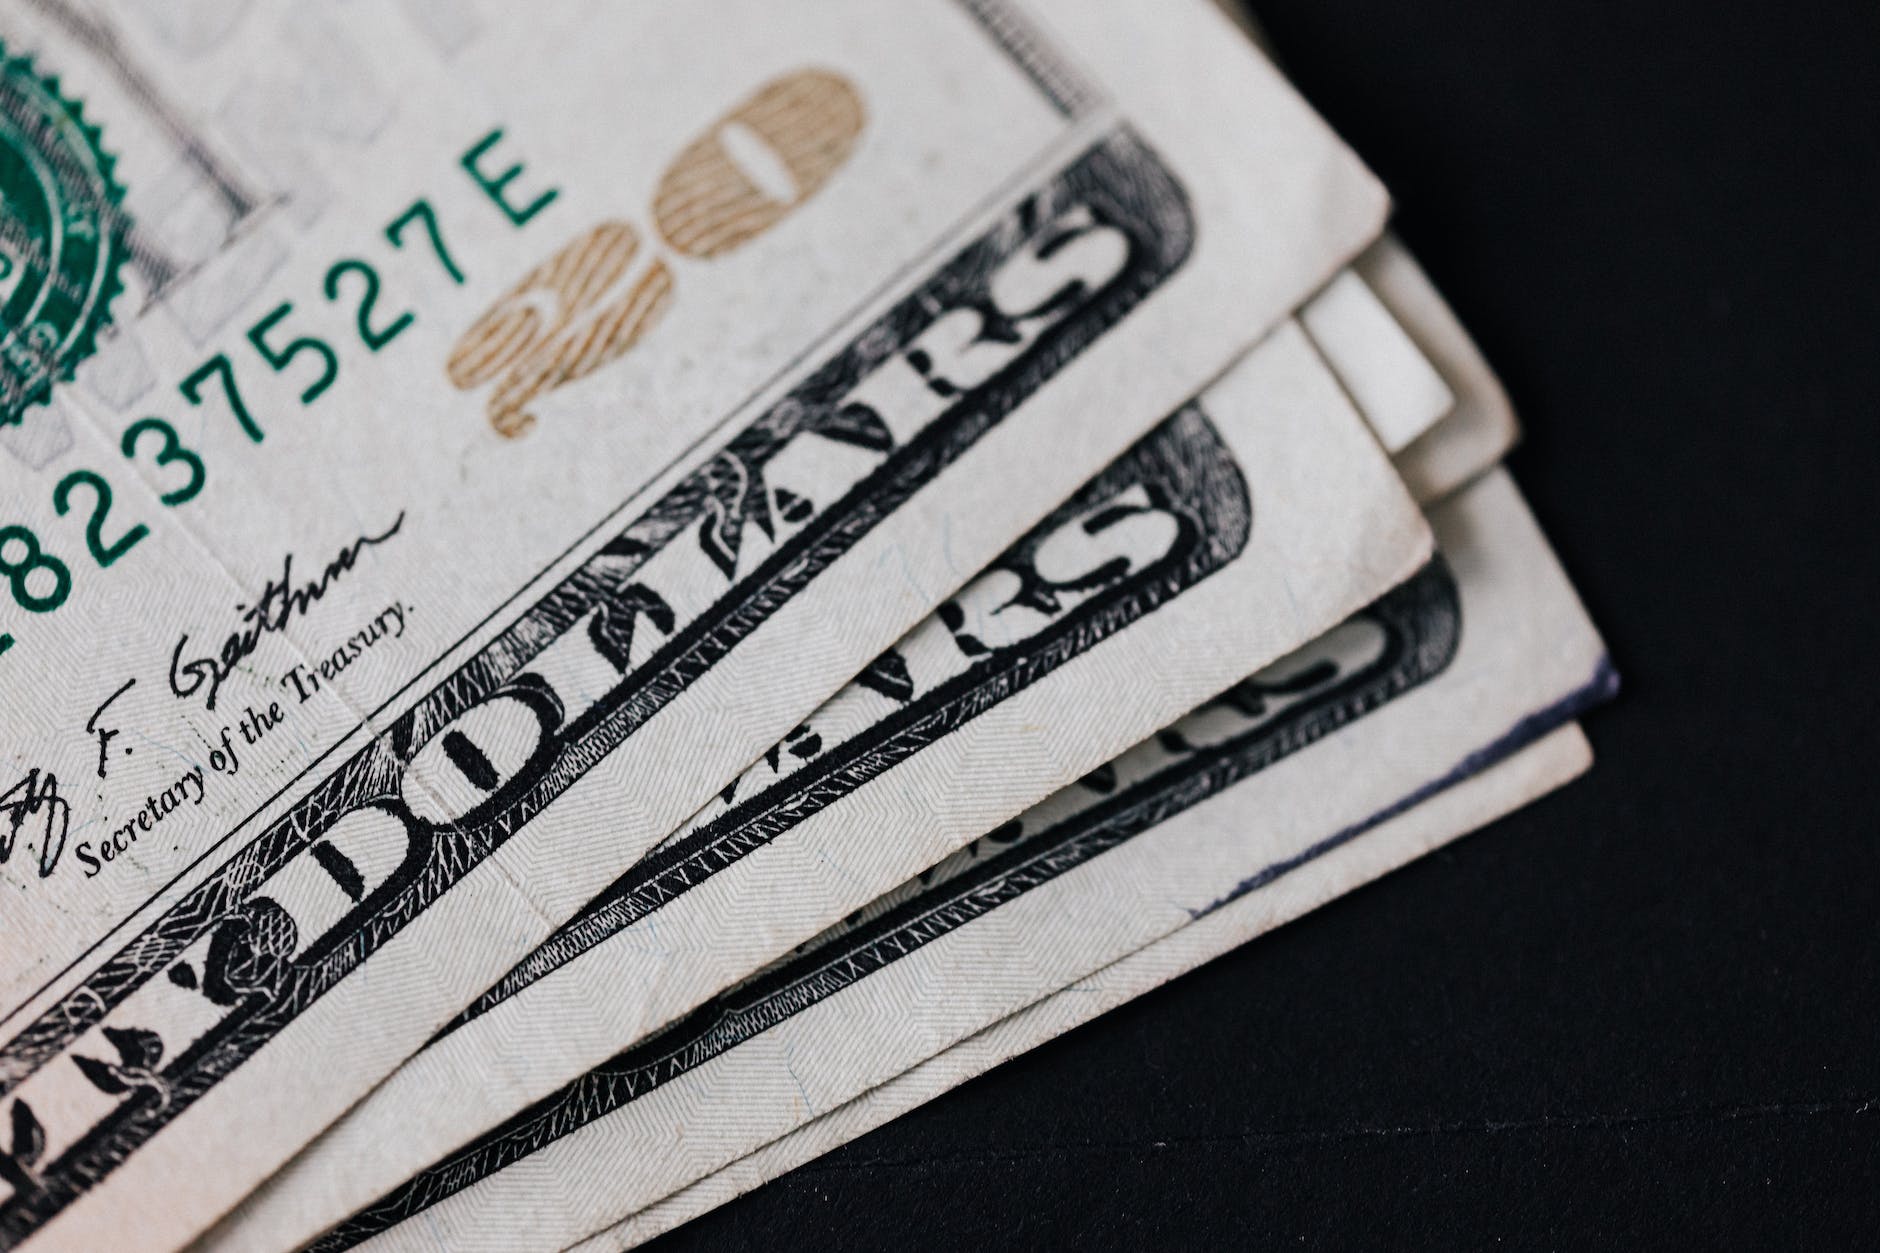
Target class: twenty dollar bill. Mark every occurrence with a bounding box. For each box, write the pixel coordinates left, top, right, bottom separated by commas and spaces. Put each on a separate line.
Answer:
212, 317, 1431, 1252
1, 1, 1391, 1247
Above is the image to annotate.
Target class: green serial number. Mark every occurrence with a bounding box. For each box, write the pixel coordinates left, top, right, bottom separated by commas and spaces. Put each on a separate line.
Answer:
1, 129, 551, 662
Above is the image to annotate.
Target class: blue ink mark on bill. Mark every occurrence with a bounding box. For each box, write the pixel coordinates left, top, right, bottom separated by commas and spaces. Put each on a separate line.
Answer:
1191, 655, 1620, 920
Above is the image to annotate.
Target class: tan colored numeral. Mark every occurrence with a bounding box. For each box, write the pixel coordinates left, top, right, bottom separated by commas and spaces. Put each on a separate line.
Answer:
654, 68, 866, 259
450, 69, 865, 437
447, 221, 674, 437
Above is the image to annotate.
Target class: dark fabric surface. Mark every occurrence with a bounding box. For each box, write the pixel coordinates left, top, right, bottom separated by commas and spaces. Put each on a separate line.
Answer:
648, 2, 1880, 1247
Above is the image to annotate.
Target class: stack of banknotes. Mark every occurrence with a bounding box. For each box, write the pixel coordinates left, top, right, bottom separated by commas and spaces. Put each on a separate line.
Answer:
0, 2, 1615, 1249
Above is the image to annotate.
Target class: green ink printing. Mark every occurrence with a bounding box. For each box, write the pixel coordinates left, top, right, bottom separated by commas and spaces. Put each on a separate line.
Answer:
0, 40, 130, 429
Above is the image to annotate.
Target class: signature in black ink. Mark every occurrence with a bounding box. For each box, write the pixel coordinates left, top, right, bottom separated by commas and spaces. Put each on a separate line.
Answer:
169, 513, 406, 712
0, 769, 71, 879
85, 677, 138, 779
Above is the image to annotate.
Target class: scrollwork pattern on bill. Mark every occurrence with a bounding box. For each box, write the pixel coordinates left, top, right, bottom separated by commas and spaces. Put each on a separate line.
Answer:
449, 402, 1251, 1032
310, 559, 1462, 1248
0, 126, 1193, 1243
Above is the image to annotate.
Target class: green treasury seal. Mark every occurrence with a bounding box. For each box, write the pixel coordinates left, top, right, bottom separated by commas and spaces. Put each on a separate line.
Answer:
0, 41, 127, 429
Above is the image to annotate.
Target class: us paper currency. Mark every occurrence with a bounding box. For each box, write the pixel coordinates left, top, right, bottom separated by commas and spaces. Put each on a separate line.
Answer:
578, 257, 1519, 1250
203, 261, 1454, 1248
576, 723, 1594, 1252
208, 315, 1431, 1253
0, 1, 1400, 1247
283, 469, 1613, 1252
212, 236, 1478, 1248
586, 235, 1538, 1253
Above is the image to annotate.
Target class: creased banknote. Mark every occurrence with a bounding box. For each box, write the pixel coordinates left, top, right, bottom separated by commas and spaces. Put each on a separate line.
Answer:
210, 233, 1482, 1249
282, 467, 1613, 1252
0, 1, 1402, 1246
575, 721, 1594, 1251
569, 235, 1538, 1252
206, 315, 1431, 1252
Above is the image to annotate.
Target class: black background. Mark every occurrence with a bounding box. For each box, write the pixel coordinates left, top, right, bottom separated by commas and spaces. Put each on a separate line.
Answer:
653, 2, 1880, 1247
